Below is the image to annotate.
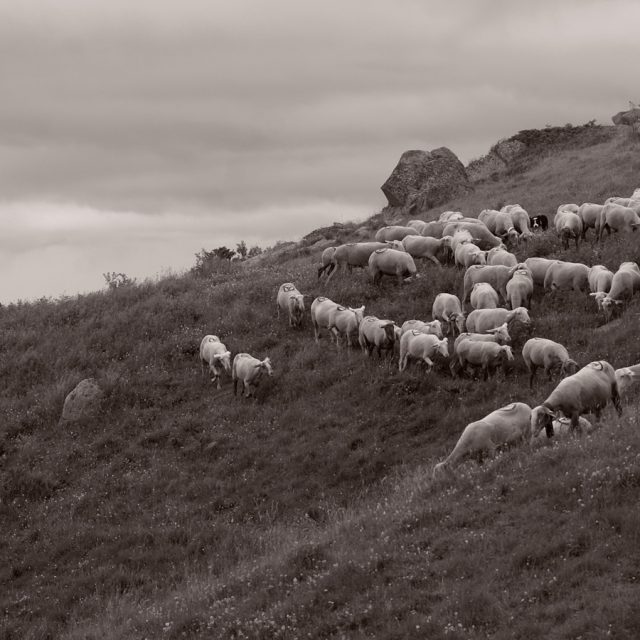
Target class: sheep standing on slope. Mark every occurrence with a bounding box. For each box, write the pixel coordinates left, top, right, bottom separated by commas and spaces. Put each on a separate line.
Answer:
398, 331, 449, 372
433, 402, 532, 479
199, 335, 232, 390
554, 210, 583, 250
368, 248, 418, 285
470, 282, 500, 310
506, 266, 534, 309
599, 262, 640, 321
449, 324, 511, 376
587, 265, 614, 311
454, 340, 514, 380
402, 234, 453, 267
317, 247, 337, 279
432, 293, 466, 336
276, 282, 307, 327
531, 361, 622, 437
358, 316, 397, 358
232, 353, 273, 399
400, 319, 444, 339
465, 307, 531, 334
521, 338, 579, 388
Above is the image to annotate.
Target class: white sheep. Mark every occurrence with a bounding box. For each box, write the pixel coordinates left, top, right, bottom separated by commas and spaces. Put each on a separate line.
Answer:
533, 416, 594, 442
599, 262, 640, 320
506, 265, 534, 309
432, 293, 466, 336
276, 282, 306, 327
554, 210, 583, 250
433, 402, 532, 478
400, 319, 444, 339
199, 335, 232, 390
401, 234, 452, 267
465, 307, 531, 334
615, 364, 640, 401
521, 337, 579, 388
543, 261, 590, 292
454, 340, 514, 380
486, 247, 518, 267
531, 360, 622, 437
398, 331, 449, 372
455, 241, 486, 269
470, 282, 500, 309
524, 257, 556, 287
232, 353, 273, 398
358, 316, 397, 358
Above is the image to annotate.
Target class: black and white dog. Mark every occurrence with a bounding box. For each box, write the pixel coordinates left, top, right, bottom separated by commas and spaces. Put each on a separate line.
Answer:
529, 215, 549, 231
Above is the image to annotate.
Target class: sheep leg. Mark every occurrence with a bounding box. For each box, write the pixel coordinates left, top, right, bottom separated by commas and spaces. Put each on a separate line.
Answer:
528, 366, 537, 389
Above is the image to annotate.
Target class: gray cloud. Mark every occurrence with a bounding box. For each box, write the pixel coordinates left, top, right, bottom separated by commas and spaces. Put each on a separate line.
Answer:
1, 0, 639, 301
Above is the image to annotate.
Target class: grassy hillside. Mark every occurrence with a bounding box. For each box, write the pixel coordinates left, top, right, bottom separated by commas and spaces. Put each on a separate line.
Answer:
2, 125, 640, 640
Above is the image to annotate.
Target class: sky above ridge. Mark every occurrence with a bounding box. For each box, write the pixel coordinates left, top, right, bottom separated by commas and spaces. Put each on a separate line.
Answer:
1, 0, 638, 302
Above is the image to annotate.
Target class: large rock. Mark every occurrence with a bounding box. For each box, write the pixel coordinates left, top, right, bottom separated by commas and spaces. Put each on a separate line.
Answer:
60, 378, 104, 424
612, 108, 640, 126
466, 139, 527, 182
381, 147, 471, 212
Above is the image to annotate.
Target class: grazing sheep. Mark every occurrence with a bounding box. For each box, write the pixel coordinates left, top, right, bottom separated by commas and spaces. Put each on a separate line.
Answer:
506, 266, 534, 309
531, 360, 622, 437
615, 364, 640, 399
375, 225, 419, 242
478, 209, 500, 233
470, 282, 500, 310
402, 234, 452, 267
276, 282, 306, 327
199, 335, 232, 390
419, 221, 447, 238
557, 203, 579, 215
543, 261, 590, 292
597, 203, 640, 241
449, 325, 511, 376
454, 340, 514, 380
522, 337, 579, 388
438, 211, 464, 222
232, 353, 273, 398
407, 219, 429, 234
587, 265, 614, 311
325, 242, 404, 284
465, 307, 531, 334
358, 316, 397, 358
493, 211, 520, 247
577, 203, 604, 240
462, 264, 517, 308
554, 210, 583, 250
433, 402, 532, 478
328, 305, 366, 349
524, 257, 556, 287
486, 247, 518, 267
442, 221, 504, 250
369, 248, 418, 285
533, 416, 594, 441
455, 241, 486, 269
432, 293, 466, 336
317, 247, 337, 279
599, 261, 640, 320
398, 331, 449, 372
310, 296, 340, 343
507, 206, 534, 241
400, 319, 444, 339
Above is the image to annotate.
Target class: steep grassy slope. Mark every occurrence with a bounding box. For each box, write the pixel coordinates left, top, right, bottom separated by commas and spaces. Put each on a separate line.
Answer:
2, 126, 640, 639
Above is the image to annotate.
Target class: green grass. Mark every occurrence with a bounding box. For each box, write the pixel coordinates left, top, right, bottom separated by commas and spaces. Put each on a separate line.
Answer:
2, 125, 640, 639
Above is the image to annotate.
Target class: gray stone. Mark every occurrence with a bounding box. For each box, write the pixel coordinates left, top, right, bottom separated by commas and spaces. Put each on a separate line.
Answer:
60, 378, 104, 424
381, 147, 471, 212
466, 139, 527, 183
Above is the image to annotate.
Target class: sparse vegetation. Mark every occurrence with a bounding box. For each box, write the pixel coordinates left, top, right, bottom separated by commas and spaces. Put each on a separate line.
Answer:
2, 125, 640, 639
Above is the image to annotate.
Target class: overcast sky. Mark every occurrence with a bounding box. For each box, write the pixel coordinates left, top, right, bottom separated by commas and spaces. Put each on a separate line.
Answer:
1, 0, 638, 303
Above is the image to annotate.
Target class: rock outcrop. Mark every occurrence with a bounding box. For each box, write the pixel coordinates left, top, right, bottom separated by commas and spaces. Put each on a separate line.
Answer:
60, 378, 104, 424
381, 147, 471, 214
466, 139, 527, 182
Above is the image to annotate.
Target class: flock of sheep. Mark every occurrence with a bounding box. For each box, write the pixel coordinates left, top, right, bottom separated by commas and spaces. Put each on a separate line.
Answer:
200, 189, 640, 479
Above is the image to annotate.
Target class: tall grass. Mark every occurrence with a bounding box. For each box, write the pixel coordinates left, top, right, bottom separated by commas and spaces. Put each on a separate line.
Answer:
2, 125, 640, 639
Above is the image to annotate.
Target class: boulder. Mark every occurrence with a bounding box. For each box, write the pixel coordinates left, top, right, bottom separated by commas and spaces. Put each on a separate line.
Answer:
60, 378, 104, 424
466, 139, 527, 182
612, 108, 640, 126
381, 147, 471, 212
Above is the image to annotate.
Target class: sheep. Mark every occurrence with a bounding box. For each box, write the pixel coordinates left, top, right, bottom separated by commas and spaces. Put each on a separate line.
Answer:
493, 211, 520, 247
478, 209, 500, 233
587, 265, 614, 311
433, 402, 532, 478
199, 335, 232, 390
325, 241, 405, 284
358, 316, 397, 358
276, 282, 306, 327
465, 307, 531, 334
455, 241, 486, 269
432, 293, 466, 336
543, 261, 590, 292
374, 225, 419, 242
438, 211, 464, 222
554, 210, 583, 250
328, 304, 366, 349
419, 221, 447, 238
486, 246, 518, 267
557, 203, 579, 215
317, 247, 337, 279
507, 206, 533, 241
443, 220, 504, 251
368, 248, 418, 285
470, 282, 500, 310
232, 353, 273, 398
310, 296, 340, 343
449, 324, 511, 376
402, 234, 452, 267
462, 264, 517, 308
531, 360, 622, 437
521, 337, 579, 388
400, 319, 444, 339
577, 203, 604, 240
454, 339, 514, 380
523, 257, 556, 287
398, 331, 449, 372
533, 416, 594, 442
506, 265, 534, 309
407, 219, 429, 234
597, 203, 640, 241
599, 261, 640, 320
615, 364, 640, 400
